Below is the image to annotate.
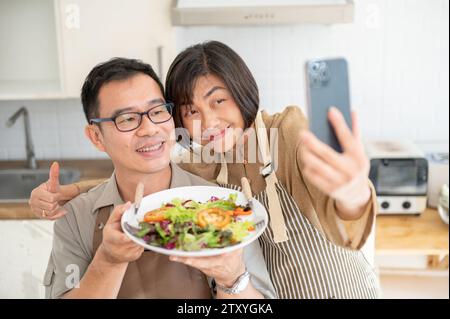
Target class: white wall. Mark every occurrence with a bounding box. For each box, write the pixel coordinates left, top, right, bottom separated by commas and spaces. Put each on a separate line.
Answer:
176, 0, 449, 145
0, 0, 448, 160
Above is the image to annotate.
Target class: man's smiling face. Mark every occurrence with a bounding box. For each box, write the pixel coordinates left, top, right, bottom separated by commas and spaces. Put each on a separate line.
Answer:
89, 73, 175, 176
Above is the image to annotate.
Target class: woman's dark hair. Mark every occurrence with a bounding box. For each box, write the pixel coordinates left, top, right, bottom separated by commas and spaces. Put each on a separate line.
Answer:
81, 57, 164, 122
165, 41, 259, 130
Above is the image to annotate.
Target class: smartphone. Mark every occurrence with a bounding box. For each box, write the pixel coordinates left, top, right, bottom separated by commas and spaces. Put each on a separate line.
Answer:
305, 58, 352, 153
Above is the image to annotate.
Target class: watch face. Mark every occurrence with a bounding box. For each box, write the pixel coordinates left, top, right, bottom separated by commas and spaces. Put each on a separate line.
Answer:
216, 271, 251, 295
232, 271, 251, 293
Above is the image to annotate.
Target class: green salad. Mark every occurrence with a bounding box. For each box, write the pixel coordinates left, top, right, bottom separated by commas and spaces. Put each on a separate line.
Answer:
127, 194, 256, 251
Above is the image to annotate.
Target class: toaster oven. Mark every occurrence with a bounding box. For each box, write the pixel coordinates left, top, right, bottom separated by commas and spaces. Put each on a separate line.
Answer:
366, 141, 428, 215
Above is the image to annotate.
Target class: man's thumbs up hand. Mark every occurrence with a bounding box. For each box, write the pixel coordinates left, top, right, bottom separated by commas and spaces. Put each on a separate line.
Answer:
29, 161, 69, 220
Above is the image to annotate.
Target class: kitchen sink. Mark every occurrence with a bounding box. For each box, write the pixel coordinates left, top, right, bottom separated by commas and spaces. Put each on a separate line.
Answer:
0, 168, 81, 202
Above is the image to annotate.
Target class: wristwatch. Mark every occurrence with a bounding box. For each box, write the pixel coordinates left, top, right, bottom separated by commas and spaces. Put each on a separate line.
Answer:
215, 270, 251, 295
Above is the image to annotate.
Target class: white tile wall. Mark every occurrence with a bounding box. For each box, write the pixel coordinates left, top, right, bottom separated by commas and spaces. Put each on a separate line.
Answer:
0, 99, 107, 160
0, 0, 448, 160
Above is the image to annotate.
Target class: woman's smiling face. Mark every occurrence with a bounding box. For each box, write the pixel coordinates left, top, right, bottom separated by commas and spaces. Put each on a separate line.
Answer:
180, 74, 245, 153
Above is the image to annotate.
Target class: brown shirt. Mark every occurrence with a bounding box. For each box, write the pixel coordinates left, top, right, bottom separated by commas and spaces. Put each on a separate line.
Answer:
75, 106, 377, 250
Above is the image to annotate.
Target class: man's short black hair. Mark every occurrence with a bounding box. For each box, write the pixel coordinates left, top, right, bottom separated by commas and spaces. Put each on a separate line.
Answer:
81, 57, 164, 122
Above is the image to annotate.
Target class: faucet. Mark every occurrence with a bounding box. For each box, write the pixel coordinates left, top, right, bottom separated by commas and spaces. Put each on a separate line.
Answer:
6, 106, 37, 170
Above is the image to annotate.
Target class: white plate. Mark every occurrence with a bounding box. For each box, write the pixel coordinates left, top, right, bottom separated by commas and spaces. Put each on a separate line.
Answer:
121, 186, 268, 257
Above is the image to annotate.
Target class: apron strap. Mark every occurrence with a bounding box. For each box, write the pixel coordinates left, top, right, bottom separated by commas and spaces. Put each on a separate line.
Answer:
255, 112, 289, 243
216, 152, 229, 185
255, 112, 273, 171
93, 206, 112, 254
215, 112, 288, 243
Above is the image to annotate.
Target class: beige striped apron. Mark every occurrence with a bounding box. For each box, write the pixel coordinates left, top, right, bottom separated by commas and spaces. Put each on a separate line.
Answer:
216, 112, 381, 299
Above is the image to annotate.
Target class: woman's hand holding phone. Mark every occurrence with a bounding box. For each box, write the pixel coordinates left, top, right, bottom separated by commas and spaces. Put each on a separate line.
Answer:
298, 107, 371, 220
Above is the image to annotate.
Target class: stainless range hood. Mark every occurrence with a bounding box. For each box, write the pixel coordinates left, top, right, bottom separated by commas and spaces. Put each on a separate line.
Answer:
172, 0, 354, 26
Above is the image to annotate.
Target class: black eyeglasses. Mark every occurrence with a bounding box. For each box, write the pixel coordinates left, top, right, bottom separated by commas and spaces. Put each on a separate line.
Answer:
89, 102, 174, 132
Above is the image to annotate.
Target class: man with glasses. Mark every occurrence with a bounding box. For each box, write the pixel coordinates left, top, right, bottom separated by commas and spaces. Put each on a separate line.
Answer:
43, 58, 275, 299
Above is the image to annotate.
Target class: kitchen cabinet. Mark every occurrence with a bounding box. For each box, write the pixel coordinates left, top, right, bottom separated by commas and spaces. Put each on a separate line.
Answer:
0, 0, 175, 100
0, 219, 54, 298
57, 0, 175, 97
0, 0, 63, 99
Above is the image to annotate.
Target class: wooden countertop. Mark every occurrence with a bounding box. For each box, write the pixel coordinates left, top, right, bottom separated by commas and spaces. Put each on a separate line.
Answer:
376, 208, 449, 256
0, 160, 113, 219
